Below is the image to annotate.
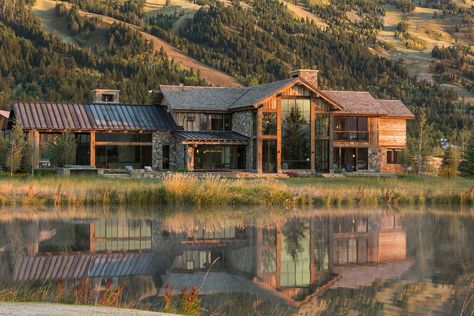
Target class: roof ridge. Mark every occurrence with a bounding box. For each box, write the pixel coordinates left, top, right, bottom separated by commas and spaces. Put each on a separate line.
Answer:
160, 84, 246, 90
228, 88, 252, 109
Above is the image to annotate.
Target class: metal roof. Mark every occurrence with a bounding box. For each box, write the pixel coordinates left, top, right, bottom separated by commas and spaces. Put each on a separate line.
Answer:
12, 102, 177, 131
14, 253, 157, 281
173, 131, 250, 144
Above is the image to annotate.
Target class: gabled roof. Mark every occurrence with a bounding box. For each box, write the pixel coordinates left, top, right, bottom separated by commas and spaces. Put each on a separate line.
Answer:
322, 91, 414, 118
377, 100, 415, 118
160, 78, 345, 111
12, 102, 177, 131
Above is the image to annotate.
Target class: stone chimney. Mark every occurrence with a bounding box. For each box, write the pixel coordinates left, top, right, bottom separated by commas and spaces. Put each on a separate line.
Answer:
290, 69, 319, 88
92, 89, 120, 103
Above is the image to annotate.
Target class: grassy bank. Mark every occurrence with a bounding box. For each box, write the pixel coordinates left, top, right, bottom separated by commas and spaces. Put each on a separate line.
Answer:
0, 174, 473, 207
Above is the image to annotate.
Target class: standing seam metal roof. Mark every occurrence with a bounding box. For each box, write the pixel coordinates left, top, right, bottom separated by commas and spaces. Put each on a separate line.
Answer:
12, 102, 177, 131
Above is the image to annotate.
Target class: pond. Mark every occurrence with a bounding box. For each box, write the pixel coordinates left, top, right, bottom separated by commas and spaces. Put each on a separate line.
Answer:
0, 207, 473, 315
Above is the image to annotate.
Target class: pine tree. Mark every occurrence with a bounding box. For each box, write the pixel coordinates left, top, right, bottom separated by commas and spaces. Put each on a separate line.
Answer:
439, 146, 460, 178
6, 120, 26, 176
459, 130, 474, 177
47, 131, 77, 167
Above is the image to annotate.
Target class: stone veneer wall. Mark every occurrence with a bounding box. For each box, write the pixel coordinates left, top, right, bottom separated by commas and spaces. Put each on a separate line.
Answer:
152, 132, 187, 170
232, 110, 255, 171
368, 147, 381, 172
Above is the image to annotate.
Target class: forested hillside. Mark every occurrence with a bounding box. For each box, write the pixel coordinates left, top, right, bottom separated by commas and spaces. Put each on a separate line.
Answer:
0, 0, 473, 156
0, 0, 204, 108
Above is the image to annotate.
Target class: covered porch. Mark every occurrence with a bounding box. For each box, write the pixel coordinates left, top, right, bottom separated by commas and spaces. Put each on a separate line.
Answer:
174, 131, 250, 172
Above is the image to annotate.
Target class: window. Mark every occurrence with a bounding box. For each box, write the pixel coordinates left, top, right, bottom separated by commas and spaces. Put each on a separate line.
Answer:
262, 140, 277, 173
210, 114, 224, 131
262, 112, 277, 135
315, 113, 330, 137
316, 140, 329, 172
101, 94, 114, 102
194, 145, 246, 170
334, 117, 368, 141
200, 114, 208, 130
281, 98, 311, 169
162, 145, 170, 170
387, 148, 403, 164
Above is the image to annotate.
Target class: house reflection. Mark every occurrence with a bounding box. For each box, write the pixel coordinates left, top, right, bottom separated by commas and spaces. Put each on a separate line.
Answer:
0, 213, 411, 307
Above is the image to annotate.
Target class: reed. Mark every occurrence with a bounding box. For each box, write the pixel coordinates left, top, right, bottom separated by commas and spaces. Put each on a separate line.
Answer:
0, 174, 472, 207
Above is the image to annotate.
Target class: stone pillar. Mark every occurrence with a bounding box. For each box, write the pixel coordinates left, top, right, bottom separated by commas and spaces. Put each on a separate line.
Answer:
368, 147, 381, 172
256, 108, 263, 174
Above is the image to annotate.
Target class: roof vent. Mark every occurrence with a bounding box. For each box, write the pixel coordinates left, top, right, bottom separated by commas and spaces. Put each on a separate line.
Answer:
92, 89, 120, 104
290, 69, 319, 88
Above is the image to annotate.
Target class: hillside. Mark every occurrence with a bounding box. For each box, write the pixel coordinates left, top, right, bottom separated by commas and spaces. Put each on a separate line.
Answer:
0, 0, 473, 153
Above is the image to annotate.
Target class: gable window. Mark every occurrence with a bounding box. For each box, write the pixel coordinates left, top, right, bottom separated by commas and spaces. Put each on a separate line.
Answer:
387, 148, 403, 164
262, 112, 277, 135
198, 114, 232, 131
334, 117, 368, 141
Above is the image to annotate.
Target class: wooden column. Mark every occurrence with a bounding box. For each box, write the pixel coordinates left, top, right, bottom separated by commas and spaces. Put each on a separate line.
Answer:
90, 131, 96, 167
310, 99, 316, 172
256, 108, 263, 174
187, 146, 194, 171
329, 114, 334, 171
276, 96, 282, 173
90, 223, 95, 254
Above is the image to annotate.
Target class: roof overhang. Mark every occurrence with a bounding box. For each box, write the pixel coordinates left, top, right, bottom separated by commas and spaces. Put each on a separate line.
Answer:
173, 131, 250, 145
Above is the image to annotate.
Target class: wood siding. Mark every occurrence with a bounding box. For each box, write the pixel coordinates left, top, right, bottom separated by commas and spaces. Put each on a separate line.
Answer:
378, 118, 407, 147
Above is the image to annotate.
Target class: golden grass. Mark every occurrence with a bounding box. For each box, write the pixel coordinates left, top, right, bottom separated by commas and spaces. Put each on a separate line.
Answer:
0, 174, 472, 207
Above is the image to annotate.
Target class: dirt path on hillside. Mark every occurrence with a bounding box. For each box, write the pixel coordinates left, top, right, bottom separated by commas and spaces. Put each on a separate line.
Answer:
35, 0, 242, 87
77, 9, 243, 87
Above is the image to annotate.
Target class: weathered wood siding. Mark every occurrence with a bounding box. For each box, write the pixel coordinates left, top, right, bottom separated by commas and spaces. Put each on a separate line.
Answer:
378, 118, 407, 147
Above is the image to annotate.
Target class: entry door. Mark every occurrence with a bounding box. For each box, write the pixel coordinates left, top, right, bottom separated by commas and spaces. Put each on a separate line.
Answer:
262, 140, 277, 173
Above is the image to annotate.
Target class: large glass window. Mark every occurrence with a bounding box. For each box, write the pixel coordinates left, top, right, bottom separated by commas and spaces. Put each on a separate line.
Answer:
262, 112, 277, 135
194, 145, 246, 170
315, 113, 330, 137
96, 145, 152, 169
333, 147, 368, 172
281, 98, 311, 169
197, 114, 232, 131
262, 140, 277, 173
76, 133, 90, 166
334, 117, 368, 141
316, 140, 329, 172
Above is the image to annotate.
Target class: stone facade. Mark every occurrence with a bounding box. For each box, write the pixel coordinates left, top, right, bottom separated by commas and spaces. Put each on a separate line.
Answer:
368, 147, 381, 173
152, 132, 186, 171
231, 110, 255, 171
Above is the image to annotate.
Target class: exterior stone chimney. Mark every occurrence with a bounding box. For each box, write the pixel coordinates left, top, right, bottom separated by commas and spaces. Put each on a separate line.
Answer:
290, 69, 319, 88
92, 89, 120, 103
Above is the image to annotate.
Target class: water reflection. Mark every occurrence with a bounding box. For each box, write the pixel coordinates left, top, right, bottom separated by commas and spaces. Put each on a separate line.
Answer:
0, 210, 473, 315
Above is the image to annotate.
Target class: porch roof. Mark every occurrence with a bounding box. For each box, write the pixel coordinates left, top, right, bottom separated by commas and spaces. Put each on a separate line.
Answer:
173, 131, 250, 144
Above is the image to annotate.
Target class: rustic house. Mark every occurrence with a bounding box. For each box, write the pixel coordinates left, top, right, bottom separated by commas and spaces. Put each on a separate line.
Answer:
7, 69, 414, 173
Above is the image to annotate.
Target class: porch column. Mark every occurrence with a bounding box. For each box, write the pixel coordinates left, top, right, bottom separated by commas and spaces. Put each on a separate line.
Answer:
90, 131, 96, 167
187, 146, 194, 171
30, 130, 40, 168
276, 96, 282, 173
256, 108, 263, 174
310, 98, 316, 172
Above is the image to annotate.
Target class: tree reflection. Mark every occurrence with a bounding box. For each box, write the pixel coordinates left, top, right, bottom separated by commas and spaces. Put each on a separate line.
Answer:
282, 218, 306, 261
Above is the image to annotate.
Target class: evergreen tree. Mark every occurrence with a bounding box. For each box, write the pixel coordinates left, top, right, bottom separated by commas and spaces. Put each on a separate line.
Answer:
6, 121, 25, 176
459, 129, 474, 177
0, 132, 8, 171
47, 131, 77, 167
439, 146, 460, 177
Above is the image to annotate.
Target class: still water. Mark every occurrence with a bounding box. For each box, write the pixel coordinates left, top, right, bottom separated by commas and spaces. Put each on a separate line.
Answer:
0, 207, 473, 315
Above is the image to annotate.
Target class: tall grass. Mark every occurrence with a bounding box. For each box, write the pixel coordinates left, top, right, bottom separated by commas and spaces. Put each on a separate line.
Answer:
0, 174, 472, 207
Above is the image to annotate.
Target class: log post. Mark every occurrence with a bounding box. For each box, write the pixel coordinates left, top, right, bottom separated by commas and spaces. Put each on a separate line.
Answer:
90, 131, 96, 167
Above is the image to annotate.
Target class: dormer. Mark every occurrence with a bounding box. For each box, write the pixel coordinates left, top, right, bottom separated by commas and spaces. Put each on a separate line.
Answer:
92, 89, 120, 104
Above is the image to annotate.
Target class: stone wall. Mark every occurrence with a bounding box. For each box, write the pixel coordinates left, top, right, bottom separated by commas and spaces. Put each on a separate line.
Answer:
368, 147, 381, 172
152, 132, 186, 170
232, 110, 254, 171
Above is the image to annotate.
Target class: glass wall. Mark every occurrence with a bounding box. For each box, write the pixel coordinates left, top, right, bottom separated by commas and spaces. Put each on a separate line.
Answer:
334, 117, 368, 141
333, 147, 368, 172
193, 145, 246, 170
262, 140, 277, 173
281, 98, 311, 169
95, 132, 152, 169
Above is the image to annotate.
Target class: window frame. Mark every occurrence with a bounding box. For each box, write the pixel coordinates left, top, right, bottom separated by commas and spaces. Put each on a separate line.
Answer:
387, 148, 404, 164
